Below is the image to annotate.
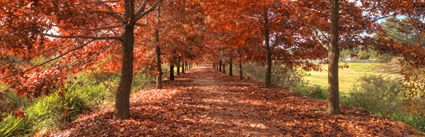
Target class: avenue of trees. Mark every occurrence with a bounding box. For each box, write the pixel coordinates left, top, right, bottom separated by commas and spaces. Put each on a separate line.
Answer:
1, 0, 424, 119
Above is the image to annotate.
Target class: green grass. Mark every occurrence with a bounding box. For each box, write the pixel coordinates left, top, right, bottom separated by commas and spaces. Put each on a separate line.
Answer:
0, 71, 155, 136
303, 63, 401, 95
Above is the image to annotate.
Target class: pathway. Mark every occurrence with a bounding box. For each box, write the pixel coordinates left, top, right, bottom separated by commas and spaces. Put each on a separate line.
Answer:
51, 64, 422, 137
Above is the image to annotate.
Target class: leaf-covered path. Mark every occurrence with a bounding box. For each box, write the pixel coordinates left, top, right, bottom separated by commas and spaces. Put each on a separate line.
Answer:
51, 65, 422, 137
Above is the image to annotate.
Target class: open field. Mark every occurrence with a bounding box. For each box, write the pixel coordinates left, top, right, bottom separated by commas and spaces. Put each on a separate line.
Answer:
303, 63, 401, 95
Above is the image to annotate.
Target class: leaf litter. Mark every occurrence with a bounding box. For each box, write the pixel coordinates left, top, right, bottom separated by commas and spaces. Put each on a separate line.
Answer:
49, 65, 424, 137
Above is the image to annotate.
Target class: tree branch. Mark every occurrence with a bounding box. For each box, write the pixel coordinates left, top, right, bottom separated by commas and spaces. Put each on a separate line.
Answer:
0, 40, 102, 80
134, 0, 149, 18
91, 10, 126, 22
42, 33, 121, 40
23, 40, 95, 72
94, 0, 125, 22
53, 25, 123, 31
134, 0, 162, 21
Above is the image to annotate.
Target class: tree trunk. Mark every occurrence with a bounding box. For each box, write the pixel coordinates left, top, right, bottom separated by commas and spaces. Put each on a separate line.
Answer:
223, 64, 226, 73
176, 59, 180, 75
327, 0, 341, 114
216, 62, 218, 70
154, 5, 162, 89
114, 23, 134, 119
229, 57, 233, 76
263, 9, 272, 88
182, 60, 185, 74
219, 60, 222, 72
239, 60, 243, 80
170, 62, 175, 81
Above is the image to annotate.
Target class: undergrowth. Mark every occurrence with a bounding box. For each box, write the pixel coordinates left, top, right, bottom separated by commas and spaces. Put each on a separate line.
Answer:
0, 72, 154, 136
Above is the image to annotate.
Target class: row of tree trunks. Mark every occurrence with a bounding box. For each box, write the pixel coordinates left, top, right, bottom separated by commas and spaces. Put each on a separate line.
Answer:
169, 58, 192, 81
213, 59, 241, 79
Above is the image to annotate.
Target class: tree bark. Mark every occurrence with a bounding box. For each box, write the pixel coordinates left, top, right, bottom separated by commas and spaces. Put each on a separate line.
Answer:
182, 60, 185, 74
154, 5, 162, 89
223, 63, 226, 73
216, 62, 218, 70
219, 60, 222, 72
170, 62, 175, 81
327, 0, 341, 114
229, 57, 233, 76
239, 59, 243, 80
176, 59, 180, 75
263, 9, 272, 88
114, 0, 135, 119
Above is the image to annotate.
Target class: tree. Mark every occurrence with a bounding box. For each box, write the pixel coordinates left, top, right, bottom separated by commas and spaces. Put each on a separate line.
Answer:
327, 0, 341, 114
157, 0, 206, 80
154, 4, 163, 89
0, 0, 162, 119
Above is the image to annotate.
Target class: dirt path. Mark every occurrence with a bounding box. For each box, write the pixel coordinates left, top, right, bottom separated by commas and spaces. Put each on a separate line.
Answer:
51, 64, 422, 137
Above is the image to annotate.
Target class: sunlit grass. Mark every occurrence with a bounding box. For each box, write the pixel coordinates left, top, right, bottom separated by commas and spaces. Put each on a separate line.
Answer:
303, 63, 401, 95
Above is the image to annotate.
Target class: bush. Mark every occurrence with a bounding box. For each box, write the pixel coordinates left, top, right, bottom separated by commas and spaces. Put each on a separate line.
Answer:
241, 63, 303, 88
294, 84, 327, 100
0, 113, 29, 137
132, 73, 155, 92
25, 93, 64, 132
66, 72, 113, 109
272, 64, 303, 88
392, 113, 425, 132
242, 63, 266, 81
0, 70, 156, 136
0, 90, 29, 115
345, 75, 404, 117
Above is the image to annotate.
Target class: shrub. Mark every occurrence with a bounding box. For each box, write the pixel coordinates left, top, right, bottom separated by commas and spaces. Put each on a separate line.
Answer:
392, 113, 425, 132
0, 71, 155, 136
294, 83, 327, 100
345, 75, 404, 117
25, 93, 63, 132
271, 64, 303, 88
241, 63, 303, 88
132, 73, 155, 92
241, 63, 326, 99
66, 73, 113, 109
0, 90, 28, 115
0, 113, 29, 137
242, 63, 266, 81
18, 72, 114, 134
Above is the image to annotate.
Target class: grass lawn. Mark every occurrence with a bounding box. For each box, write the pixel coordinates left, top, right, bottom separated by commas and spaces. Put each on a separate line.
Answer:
303, 63, 400, 95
